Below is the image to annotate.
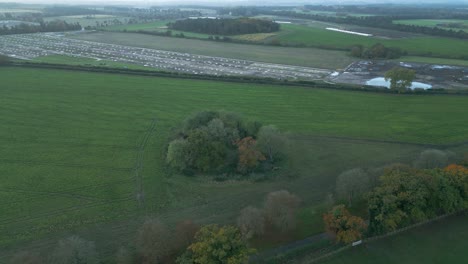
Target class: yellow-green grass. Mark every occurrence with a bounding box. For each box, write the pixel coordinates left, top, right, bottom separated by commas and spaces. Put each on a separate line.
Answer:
320, 214, 468, 264
233, 32, 278, 42
0, 67, 467, 260
274, 24, 468, 59
395, 19, 468, 32
70, 31, 355, 69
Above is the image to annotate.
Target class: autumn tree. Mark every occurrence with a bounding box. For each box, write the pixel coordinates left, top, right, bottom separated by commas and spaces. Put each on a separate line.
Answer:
9, 251, 42, 264
50, 236, 98, 264
237, 206, 265, 239
335, 168, 371, 206
323, 205, 367, 244
185, 225, 255, 264
256, 125, 288, 162
384, 67, 415, 93
135, 219, 172, 264
237, 137, 265, 173
264, 190, 301, 232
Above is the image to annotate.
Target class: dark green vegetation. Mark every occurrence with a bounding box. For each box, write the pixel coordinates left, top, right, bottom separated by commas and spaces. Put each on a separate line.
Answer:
0, 20, 81, 35
321, 214, 468, 264
70, 31, 354, 69
384, 67, 416, 93
1, 67, 467, 261
168, 18, 280, 36
395, 19, 468, 33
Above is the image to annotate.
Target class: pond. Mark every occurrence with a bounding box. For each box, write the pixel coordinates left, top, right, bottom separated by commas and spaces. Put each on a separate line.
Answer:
366, 77, 432, 90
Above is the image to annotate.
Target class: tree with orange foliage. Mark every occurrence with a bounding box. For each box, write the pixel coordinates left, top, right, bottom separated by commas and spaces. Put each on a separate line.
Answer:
323, 205, 367, 244
236, 137, 266, 173
444, 164, 468, 208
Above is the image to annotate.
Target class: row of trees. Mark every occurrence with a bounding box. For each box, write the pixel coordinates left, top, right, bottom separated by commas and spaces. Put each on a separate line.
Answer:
0, 20, 81, 35
350, 43, 406, 59
166, 111, 287, 175
168, 18, 280, 36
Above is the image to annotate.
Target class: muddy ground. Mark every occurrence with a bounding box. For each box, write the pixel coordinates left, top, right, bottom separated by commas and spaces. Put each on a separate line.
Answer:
330, 60, 468, 90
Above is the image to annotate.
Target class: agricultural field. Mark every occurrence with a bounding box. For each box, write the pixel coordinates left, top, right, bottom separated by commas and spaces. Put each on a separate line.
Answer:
394, 19, 468, 32
320, 214, 468, 264
0, 67, 467, 261
272, 24, 468, 59
0, 8, 42, 14
70, 31, 354, 69
102, 20, 212, 38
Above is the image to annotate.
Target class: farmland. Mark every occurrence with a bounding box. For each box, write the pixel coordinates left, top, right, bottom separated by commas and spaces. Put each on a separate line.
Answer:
394, 19, 468, 33
320, 214, 468, 264
70, 31, 354, 69
272, 24, 468, 59
43, 15, 130, 28
0, 67, 467, 260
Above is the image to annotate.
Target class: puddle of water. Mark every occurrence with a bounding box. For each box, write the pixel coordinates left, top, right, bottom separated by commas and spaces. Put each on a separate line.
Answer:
366, 77, 432, 90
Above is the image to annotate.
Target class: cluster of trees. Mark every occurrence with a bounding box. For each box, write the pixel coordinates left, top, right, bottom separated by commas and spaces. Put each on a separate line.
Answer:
350, 43, 405, 59
168, 18, 280, 36
0, 20, 81, 35
367, 164, 468, 234
166, 111, 287, 176
323, 205, 367, 244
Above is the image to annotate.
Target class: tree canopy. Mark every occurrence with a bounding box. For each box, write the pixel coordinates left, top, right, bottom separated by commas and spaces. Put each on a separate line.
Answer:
323, 205, 367, 244
384, 67, 416, 92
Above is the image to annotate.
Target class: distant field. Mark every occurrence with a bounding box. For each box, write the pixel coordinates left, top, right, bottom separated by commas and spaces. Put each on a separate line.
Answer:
273, 24, 468, 59
0, 67, 467, 261
398, 56, 468, 67
0, 8, 41, 13
395, 19, 468, 32
321, 214, 468, 264
44, 15, 129, 28
70, 31, 355, 69
103, 20, 211, 38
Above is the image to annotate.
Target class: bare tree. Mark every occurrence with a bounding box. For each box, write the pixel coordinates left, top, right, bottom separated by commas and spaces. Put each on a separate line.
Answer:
237, 206, 265, 239
414, 149, 450, 169
136, 219, 172, 264
335, 168, 371, 205
50, 236, 98, 264
264, 190, 301, 232
173, 220, 199, 253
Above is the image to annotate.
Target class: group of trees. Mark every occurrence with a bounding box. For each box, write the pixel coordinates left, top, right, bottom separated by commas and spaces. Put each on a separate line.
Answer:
166, 111, 287, 176
367, 164, 468, 235
168, 18, 280, 36
0, 20, 81, 35
323, 205, 367, 244
350, 43, 406, 59
384, 67, 416, 93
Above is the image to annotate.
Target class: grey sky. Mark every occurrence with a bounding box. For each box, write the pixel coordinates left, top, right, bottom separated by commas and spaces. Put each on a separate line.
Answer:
5, 0, 468, 6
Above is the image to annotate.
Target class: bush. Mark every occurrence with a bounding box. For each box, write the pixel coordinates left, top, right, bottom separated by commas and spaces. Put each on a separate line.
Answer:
237, 206, 265, 239
135, 219, 172, 263
264, 190, 301, 232
414, 149, 450, 169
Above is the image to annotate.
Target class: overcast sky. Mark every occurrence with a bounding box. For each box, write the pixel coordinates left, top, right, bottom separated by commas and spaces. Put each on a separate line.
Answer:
4, 0, 468, 6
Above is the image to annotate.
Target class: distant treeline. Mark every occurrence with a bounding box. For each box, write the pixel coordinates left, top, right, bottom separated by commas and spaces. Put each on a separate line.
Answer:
264, 11, 468, 39
350, 43, 406, 59
0, 20, 81, 35
42, 6, 102, 17
168, 18, 280, 36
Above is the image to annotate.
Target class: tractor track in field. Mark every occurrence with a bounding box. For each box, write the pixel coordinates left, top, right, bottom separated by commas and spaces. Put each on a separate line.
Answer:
0, 159, 133, 171
133, 118, 157, 208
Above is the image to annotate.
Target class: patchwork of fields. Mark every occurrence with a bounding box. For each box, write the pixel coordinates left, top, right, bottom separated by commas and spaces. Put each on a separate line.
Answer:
0, 67, 467, 260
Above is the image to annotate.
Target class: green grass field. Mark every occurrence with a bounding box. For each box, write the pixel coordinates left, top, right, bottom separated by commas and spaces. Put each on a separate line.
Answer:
44, 15, 129, 28
273, 24, 468, 59
103, 20, 212, 38
320, 214, 468, 264
395, 19, 468, 33
70, 31, 355, 69
0, 67, 467, 261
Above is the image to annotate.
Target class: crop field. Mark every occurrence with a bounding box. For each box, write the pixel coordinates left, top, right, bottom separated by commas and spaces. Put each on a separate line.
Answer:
272, 24, 468, 59
70, 31, 354, 69
321, 214, 468, 264
0, 67, 467, 260
394, 19, 468, 32
103, 20, 212, 38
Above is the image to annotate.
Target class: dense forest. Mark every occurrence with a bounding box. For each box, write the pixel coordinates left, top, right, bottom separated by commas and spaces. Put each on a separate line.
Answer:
0, 20, 81, 35
168, 18, 280, 35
